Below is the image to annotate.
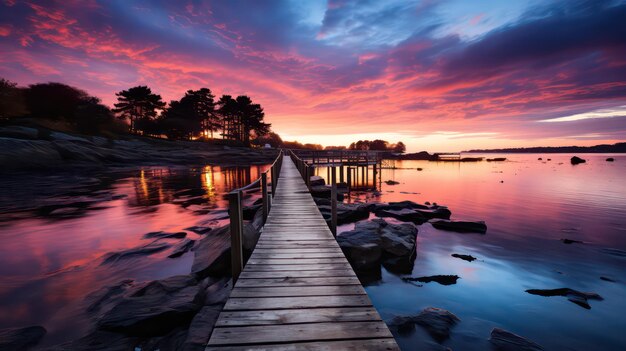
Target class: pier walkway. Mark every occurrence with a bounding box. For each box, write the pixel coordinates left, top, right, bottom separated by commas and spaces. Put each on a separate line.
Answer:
206, 156, 399, 350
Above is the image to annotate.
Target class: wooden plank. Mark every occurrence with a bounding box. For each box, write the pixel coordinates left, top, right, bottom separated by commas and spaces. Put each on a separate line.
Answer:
246, 258, 349, 265
229, 285, 364, 297
208, 321, 394, 345
215, 307, 379, 326
244, 263, 354, 271
235, 276, 360, 287
239, 269, 355, 279
223, 295, 373, 311
205, 338, 399, 351
249, 252, 346, 259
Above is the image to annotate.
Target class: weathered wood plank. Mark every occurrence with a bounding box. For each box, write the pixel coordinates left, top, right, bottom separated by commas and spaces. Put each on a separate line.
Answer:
208, 321, 394, 345
246, 258, 350, 265
244, 263, 354, 271
229, 285, 364, 297
239, 269, 355, 279
215, 307, 379, 326
223, 295, 373, 311
235, 276, 360, 287
205, 338, 399, 351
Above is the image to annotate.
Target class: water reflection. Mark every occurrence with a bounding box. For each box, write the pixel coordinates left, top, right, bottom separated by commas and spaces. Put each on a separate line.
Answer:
337, 154, 626, 351
0, 163, 267, 347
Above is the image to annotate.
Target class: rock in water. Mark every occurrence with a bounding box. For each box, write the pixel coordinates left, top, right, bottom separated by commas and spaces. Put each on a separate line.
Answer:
0, 326, 46, 351
570, 156, 586, 165
606, 157, 614, 162
101, 241, 171, 265
430, 219, 487, 234
389, 308, 460, 342
168, 238, 195, 258
403, 275, 459, 286
184, 226, 212, 234
143, 231, 187, 239
385, 180, 400, 185
561, 238, 583, 244
380, 222, 418, 256
375, 208, 428, 224
490, 328, 544, 351
451, 253, 476, 262
525, 288, 603, 309
98, 275, 202, 335
309, 175, 325, 186
191, 226, 231, 278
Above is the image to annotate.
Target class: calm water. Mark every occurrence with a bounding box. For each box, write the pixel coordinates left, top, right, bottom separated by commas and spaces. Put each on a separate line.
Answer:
0, 164, 267, 347
337, 154, 626, 351
1, 154, 625, 350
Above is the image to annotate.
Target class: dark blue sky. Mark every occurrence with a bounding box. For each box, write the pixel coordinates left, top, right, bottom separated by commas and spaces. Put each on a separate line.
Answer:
1, 0, 625, 150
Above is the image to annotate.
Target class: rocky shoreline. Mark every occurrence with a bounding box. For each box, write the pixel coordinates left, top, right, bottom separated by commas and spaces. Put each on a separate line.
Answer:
0, 126, 278, 171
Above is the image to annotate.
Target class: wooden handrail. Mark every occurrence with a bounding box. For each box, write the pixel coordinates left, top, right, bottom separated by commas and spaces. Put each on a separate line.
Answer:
228, 150, 283, 284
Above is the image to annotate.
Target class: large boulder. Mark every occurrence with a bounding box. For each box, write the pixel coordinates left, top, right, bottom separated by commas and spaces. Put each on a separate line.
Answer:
490, 328, 544, 351
380, 222, 418, 256
98, 275, 203, 336
570, 156, 586, 165
318, 203, 371, 225
191, 226, 231, 278
337, 219, 417, 268
0, 326, 46, 351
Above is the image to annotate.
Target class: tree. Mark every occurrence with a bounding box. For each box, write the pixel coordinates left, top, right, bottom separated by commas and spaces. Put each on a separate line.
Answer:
369, 139, 389, 151
217, 95, 239, 140
24, 82, 91, 121
393, 141, 406, 153
186, 88, 217, 139
236, 95, 270, 146
0, 78, 27, 119
113, 86, 166, 134
252, 131, 283, 148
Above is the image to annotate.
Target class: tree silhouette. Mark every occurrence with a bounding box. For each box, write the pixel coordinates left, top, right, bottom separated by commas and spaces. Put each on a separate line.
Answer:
217, 95, 239, 140
113, 86, 165, 134
0, 78, 27, 119
235, 95, 270, 146
24, 82, 92, 121
393, 141, 406, 153
189, 88, 218, 139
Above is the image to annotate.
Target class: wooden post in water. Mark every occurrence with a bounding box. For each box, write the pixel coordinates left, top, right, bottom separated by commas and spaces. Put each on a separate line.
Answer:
347, 166, 352, 190
228, 190, 244, 285
261, 172, 268, 224
373, 163, 377, 190
340, 165, 344, 183
331, 166, 337, 237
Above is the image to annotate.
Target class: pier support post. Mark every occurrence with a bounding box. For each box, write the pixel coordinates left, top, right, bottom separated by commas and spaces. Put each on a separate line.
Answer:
261, 172, 268, 224
347, 167, 352, 190
331, 166, 337, 237
228, 190, 244, 285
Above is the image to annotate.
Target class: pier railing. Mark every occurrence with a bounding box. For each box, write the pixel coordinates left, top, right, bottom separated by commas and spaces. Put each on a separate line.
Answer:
288, 150, 338, 236
228, 150, 283, 284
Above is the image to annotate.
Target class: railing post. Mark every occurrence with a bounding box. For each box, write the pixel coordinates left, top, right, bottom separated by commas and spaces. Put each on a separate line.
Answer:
261, 172, 268, 224
331, 166, 337, 237
228, 190, 244, 286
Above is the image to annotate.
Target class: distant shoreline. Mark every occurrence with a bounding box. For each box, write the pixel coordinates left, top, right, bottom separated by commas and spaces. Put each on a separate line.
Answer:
463, 142, 625, 154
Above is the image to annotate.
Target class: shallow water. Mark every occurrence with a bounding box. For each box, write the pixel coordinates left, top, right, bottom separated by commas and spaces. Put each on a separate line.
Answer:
1, 154, 624, 350
0, 164, 267, 347
336, 153, 626, 351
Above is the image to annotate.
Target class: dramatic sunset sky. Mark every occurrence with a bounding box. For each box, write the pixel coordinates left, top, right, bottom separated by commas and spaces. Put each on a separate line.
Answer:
1, 0, 625, 151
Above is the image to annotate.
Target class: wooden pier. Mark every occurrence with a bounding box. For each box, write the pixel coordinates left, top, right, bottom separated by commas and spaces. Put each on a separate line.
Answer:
206, 153, 399, 350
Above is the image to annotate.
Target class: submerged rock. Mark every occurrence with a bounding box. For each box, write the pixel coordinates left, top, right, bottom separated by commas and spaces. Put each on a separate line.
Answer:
184, 226, 212, 234
561, 238, 583, 244
606, 157, 615, 162
403, 275, 459, 286
570, 156, 586, 165
168, 239, 195, 258
389, 307, 460, 342
525, 288, 603, 309
430, 219, 487, 234
101, 241, 171, 265
0, 326, 46, 351
143, 231, 187, 239
451, 253, 477, 262
385, 180, 400, 185
490, 328, 544, 351
98, 275, 202, 336
600, 276, 616, 282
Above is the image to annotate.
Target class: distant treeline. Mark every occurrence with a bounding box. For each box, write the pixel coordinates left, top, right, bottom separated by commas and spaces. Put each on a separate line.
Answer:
0, 78, 270, 146
465, 143, 626, 153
